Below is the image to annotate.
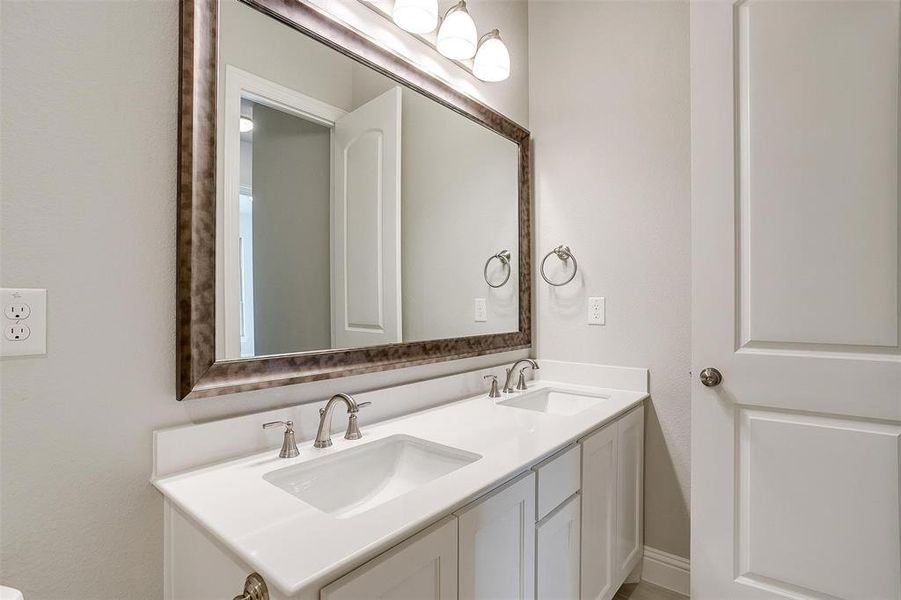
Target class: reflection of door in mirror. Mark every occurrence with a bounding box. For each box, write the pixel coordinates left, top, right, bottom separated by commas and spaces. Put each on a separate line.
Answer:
332, 87, 403, 350
221, 66, 403, 358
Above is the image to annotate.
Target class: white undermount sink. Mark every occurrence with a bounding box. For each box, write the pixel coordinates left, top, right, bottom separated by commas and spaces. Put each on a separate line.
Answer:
498, 388, 608, 416
263, 434, 481, 518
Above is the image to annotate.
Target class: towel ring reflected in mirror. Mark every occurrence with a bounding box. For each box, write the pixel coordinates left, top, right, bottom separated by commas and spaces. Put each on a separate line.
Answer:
484, 249, 512, 288
540, 245, 578, 286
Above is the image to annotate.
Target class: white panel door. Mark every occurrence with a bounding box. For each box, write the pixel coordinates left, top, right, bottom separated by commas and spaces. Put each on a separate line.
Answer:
457, 473, 536, 600
332, 87, 402, 348
615, 406, 643, 582
536, 493, 581, 600
320, 516, 457, 600
580, 423, 617, 600
691, 2, 901, 599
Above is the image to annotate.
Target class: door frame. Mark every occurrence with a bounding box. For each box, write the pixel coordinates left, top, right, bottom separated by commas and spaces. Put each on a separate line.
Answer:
220, 65, 346, 358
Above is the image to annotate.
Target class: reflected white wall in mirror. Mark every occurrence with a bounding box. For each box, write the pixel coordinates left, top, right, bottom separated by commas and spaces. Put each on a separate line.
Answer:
215, 0, 520, 359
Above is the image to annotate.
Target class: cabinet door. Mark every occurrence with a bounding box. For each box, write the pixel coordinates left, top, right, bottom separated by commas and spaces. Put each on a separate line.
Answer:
580, 423, 618, 600
537, 494, 581, 600
457, 472, 536, 600
615, 405, 644, 581
321, 516, 457, 600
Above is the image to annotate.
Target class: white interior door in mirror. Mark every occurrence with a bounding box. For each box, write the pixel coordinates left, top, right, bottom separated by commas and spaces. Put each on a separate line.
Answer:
332, 87, 403, 348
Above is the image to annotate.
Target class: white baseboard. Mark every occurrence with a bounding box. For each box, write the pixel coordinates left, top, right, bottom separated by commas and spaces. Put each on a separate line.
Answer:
641, 546, 690, 596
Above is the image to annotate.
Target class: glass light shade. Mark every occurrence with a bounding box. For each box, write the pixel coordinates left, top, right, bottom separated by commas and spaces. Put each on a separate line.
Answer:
239, 117, 254, 133
393, 0, 438, 34
436, 3, 477, 60
473, 31, 510, 82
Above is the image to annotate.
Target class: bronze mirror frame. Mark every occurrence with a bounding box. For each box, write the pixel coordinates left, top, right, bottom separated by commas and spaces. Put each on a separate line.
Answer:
177, 0, 532, 400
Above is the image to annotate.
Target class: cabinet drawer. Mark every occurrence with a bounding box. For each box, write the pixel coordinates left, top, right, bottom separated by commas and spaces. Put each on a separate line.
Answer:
534, 445, 581, 520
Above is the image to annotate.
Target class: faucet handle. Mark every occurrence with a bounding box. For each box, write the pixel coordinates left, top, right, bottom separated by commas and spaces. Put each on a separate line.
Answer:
484, 375, 501, 398
262, 421, 299, 459
516, 368, 529, 391
344, 402, 371, 441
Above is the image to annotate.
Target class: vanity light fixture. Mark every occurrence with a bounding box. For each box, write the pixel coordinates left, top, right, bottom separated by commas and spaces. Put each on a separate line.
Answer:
393, 0, 438, 34
239, 116, 254, 133
436, 1, 477, 60
473, 29, 510, 82
357, 1, 511, 83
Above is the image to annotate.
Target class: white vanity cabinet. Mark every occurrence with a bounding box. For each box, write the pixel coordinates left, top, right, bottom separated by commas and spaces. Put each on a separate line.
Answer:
321, 516, 458, 600
161, 398, 645, 600
456, 473, 536, 600
581, 405, 645, 600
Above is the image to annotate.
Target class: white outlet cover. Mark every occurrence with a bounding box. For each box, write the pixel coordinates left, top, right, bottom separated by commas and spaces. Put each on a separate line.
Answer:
588, 296, 606, 326
474, 298, 488, 322
1, 288, 47, 357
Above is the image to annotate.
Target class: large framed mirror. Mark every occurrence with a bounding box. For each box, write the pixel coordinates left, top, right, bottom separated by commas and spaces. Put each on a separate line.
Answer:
178, 0, 531, 400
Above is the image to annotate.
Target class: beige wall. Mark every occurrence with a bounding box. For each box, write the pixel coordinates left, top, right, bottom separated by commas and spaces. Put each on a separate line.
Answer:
399, 88, 520, 341
0, 2, 529, 598
529, 0, 691, 559
219, 0, 354, 111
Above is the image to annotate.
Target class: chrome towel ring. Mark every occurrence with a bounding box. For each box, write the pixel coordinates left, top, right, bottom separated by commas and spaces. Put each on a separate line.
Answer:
484, 249, 512, 288
540, 245, 578, 286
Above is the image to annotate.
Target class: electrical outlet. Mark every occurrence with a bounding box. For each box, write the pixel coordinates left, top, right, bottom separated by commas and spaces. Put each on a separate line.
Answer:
474, 298, 488, 322
1, 288, 47, 357
4, 324, 31, 341
588, 296, 605, 325
4, 303, 31, 320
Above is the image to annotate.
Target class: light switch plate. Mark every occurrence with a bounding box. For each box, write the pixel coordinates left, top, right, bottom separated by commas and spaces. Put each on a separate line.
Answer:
588, 296, 605, 326
474, 298, 488, 322
1, 288, 47, 357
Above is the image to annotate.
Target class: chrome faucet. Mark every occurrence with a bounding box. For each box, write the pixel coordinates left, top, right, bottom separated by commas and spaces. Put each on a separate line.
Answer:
313, 393, 371, 448
502, 359, 539, 393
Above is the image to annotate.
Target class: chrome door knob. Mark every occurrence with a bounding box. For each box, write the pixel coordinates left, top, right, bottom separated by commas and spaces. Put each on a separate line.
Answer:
699, 368, 723, 387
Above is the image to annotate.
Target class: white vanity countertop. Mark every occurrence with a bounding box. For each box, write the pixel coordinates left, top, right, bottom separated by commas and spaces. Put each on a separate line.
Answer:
153, 380, 646, 597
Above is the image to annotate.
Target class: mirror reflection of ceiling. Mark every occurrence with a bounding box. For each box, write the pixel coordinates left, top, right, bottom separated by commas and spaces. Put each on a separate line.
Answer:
215, 0, 520, 360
